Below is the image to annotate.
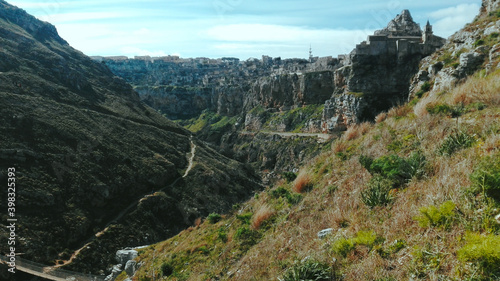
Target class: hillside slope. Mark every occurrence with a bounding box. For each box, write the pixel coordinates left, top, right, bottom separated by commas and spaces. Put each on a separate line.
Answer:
0, 0, 261, 276
126, 2, 500, 281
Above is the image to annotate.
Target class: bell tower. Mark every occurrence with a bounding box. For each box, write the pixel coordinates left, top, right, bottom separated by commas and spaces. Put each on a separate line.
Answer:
423, 20, 433, 43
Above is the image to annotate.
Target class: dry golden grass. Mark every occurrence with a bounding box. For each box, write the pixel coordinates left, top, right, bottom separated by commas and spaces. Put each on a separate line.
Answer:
332, 139, 348, 153
251, 204, 274, 230
344, 125, 360, 141
130, 71, 500, 281
343, 122, 372, 141
483, 133, 500, 154
387, 104, 413, 119
375, 111, 387, 123
450, 73, 500, 106
293, 171, 313, 193
194, 217, 202, 227
414, 93, 440, 117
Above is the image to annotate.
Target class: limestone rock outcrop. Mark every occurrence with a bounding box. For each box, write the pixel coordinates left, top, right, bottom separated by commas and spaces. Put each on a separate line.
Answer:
409, 0, 500, 97
101, 10, 445, 133
321, 10, 446, 131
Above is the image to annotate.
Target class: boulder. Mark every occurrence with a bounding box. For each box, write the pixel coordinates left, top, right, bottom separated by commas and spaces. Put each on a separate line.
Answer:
104, 264, 122, 281
317, 228, 334, 239
125, 260, 138, 277
115, 249, 138, 265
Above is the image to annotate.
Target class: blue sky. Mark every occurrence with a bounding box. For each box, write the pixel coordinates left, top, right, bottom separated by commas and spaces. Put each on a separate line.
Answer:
9, 0, 481, 59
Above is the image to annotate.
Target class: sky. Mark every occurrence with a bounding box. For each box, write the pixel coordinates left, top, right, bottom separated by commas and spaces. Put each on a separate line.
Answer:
9, 0, 482, 60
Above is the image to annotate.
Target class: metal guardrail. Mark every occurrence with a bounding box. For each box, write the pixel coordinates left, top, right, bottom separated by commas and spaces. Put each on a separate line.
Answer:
0, 256, 106, 281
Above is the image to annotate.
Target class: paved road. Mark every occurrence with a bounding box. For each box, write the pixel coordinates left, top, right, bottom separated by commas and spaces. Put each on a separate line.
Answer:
241, 131, 333, 142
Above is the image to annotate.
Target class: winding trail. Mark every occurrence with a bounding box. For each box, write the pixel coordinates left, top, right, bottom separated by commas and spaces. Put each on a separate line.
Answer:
183, 137, 196, 178
45, 136, 198, 272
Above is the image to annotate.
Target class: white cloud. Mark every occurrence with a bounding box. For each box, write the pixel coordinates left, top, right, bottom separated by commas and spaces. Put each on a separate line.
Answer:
206, 24, 374, 58
428, 4, 480, 37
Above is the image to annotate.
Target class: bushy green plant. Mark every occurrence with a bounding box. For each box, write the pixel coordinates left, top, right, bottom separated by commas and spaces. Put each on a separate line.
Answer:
217, 227, 228, 242
421, 81, 431, 92
366, 152, 426, 186
361, 176, 394, 208
414, 201, 457, 229
236, 213, 253, 224
352, 230, 384, 250
332, 231, 383, 257
473, 39, 485, 47
470, 154, 500, 200
161, 262, 174, 277
331, 237, 355, 258
207, 213, 222, 224
415, 81, 431, 98
270, 186, 303, 205
439, 129, 476, 156
426, 103, 465, 117
234, 226, 261, 249
282, 171, 297, 182
282, 259, 332, 281
359, 155, 374, 171
458, 233, 500, 274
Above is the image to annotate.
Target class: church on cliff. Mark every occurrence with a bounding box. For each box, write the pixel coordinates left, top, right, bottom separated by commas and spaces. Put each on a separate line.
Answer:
352, 10, 446, 58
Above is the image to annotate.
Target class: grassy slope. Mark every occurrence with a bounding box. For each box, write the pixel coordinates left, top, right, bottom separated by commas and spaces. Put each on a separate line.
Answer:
127, 8, 500, 281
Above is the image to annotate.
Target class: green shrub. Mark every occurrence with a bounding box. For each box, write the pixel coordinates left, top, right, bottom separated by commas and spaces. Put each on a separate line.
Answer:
270, 186, 289, 198
282, 259, 332, 281
282, 172, 297, 182
421, 81, 431, 92
438, 129, 476, 156
470, 154, 500, 200
352, 230, 384, 250
361, 176, 394, 208
270, 186, 303, 205
414, 201, 457, 229
234, 226, 261, 249
286, 193, 303, 205
359, 155, 374, 171
161, 262, 174, 277
207, 213, 222, 224
458, 233, 500, 274
426, 103, 465, 117
236, 213, 253, 224
366, 152, 426, 186
473, 39, 485, 47
331, 238, 355, 258
217, 227, 228, 242
416, 81, 431, 98
332, 231, 383, 257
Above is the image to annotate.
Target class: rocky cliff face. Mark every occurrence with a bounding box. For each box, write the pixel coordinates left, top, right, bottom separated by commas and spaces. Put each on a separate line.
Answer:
101, 56, 340, 121
321, 9, 446, 132
409, 0, 500, 97
0, 0, 261, 275
102, 10, 445, 134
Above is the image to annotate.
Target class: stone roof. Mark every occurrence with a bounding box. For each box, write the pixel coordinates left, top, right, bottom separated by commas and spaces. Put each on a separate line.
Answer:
374, 9, 422, 37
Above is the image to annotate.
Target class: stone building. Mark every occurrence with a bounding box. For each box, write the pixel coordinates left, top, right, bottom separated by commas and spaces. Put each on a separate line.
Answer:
350, 10, 446, 59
